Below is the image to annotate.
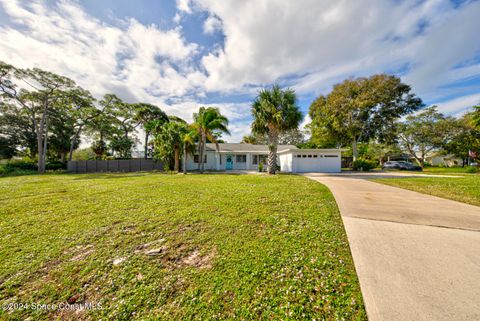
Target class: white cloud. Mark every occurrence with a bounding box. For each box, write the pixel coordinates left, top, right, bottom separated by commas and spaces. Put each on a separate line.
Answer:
163, 101, 251, 142
436, 93, 480, 116
176, 0, 192, 14
173, 12, 182, 24
0, 0, 204, 114
196, 0, 480, 105
203, 15, 222, 34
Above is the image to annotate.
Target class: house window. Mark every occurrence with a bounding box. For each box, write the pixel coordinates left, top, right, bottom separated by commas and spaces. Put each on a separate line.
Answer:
313, 155, 318, 158
308, 155, 312, 158
236, 154, 246, 163
302, 155, 307, 158
324, 155, 338, 158
253, 155, 267, 164
194, 155, 208, 163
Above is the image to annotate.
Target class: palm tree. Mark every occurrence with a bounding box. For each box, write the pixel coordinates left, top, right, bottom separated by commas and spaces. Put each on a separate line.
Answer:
241, 134, 258, 144
182, 127, 198, 174
153, 120, 188, 171
134, 103, 168, 159
192, 107, 230, 173
251, 85, 302, 174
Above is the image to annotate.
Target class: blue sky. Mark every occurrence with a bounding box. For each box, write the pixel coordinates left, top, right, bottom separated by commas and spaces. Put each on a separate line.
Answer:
1, 0, 480, 142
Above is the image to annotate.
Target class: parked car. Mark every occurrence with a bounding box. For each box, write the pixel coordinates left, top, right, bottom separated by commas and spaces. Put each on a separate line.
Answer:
382, 161, 422, 171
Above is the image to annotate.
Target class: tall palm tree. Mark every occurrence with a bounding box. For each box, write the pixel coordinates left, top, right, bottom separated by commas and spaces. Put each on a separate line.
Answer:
192, 107, 230, 173
182, 127, 198, 174
251, 85, 302, 174
134, 103, 168, 159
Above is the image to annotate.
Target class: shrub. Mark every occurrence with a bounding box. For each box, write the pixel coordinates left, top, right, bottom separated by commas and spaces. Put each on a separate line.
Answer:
1, 160, 38, 176
45, 161, 67, 171
5, 160, 37, 171
465, 166, 478, 173
0, 165, 7, 175
258, 163, 264, 172
352, 158, 377, 171
72, 148, 96, 160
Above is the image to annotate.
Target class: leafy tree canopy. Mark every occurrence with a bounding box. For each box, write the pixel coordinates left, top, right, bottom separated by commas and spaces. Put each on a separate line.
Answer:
308, 74, 423, 160
398, 106, 457, 167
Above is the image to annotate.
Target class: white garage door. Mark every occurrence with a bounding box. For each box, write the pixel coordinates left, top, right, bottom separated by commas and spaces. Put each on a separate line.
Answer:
293, 154, 340, 172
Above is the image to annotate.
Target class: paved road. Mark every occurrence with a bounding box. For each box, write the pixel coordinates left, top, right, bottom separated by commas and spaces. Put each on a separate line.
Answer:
305, 173, 480, 321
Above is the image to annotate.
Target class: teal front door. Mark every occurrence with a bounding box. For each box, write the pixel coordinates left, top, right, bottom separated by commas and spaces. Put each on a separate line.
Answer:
226, 155, 233, 170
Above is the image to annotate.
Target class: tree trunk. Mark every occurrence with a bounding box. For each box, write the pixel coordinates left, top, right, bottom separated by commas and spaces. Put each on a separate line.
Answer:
68, 139, 76, 162
144, 131, 149, 159
352, 138, 358, 162
183, 144, 187, 174
41, 115, 49, 173
37, 133, 44, 174
200, 132, 206, 173
68, 126, 83, 162
197, 134, 202, 171
267, 129, 279, 175
174, 147, 180, 172
419, 150, 425, 168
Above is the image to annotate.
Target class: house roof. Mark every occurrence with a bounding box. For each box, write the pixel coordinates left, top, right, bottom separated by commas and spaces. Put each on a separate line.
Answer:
203, 143, 345, 154
277, 148, 347, 154
204, 143, 297, 153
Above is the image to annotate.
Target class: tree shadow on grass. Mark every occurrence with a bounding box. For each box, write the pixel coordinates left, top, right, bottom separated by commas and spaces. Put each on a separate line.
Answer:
71, 172, 159, 180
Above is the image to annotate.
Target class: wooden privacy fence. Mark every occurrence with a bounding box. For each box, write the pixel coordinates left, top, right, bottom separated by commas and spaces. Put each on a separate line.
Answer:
67, 159, 163, 173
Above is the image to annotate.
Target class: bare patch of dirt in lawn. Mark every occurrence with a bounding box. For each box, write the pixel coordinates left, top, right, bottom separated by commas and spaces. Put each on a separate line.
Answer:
180, 247, 217, 269
70, 245, 95, 262
135, 238, 167, 256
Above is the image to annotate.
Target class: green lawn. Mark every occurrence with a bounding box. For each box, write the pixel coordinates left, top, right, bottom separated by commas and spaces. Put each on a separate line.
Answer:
372, 175, 480, 206
0, 173, 365, 320
421, 166, 479, 175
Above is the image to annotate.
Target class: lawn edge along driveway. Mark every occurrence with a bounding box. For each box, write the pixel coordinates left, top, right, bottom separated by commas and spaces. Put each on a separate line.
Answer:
371, 174, 480, 207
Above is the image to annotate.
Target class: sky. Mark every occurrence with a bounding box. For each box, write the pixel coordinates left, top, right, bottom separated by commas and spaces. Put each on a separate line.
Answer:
0, 0, 479, 143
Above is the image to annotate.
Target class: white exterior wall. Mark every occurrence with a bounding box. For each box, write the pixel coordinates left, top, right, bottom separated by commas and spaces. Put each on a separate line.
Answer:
185, 148, 342, 172
233, 154, 247, 170
281, 151, 342, 173
186, 151, 218, 171
279, 154, 293, 172
218, 153, 268, 170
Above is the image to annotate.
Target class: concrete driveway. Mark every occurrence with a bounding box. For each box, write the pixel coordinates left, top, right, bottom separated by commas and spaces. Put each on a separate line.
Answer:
305, 173, 480, 321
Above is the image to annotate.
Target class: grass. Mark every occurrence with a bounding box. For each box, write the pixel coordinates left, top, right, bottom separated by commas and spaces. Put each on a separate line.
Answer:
371, 175, 480, 206
0, 173, 365, 320
420, 166, 479, 175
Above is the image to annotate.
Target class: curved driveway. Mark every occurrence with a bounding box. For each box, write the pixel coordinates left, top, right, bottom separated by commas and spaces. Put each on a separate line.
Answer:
306, 173, 480, 321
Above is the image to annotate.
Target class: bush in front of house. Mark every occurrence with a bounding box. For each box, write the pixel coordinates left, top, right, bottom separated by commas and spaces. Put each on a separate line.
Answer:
258, 163, 264, 172
352, 158, 377, 171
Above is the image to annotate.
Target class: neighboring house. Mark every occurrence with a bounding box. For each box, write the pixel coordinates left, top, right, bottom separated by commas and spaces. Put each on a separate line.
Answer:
186, 143, 343, 173
426, 153, 463, 167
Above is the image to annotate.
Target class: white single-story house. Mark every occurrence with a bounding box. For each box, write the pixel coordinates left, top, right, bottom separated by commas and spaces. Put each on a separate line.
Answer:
186, 143, 344, 173
425, 153, 464, 167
